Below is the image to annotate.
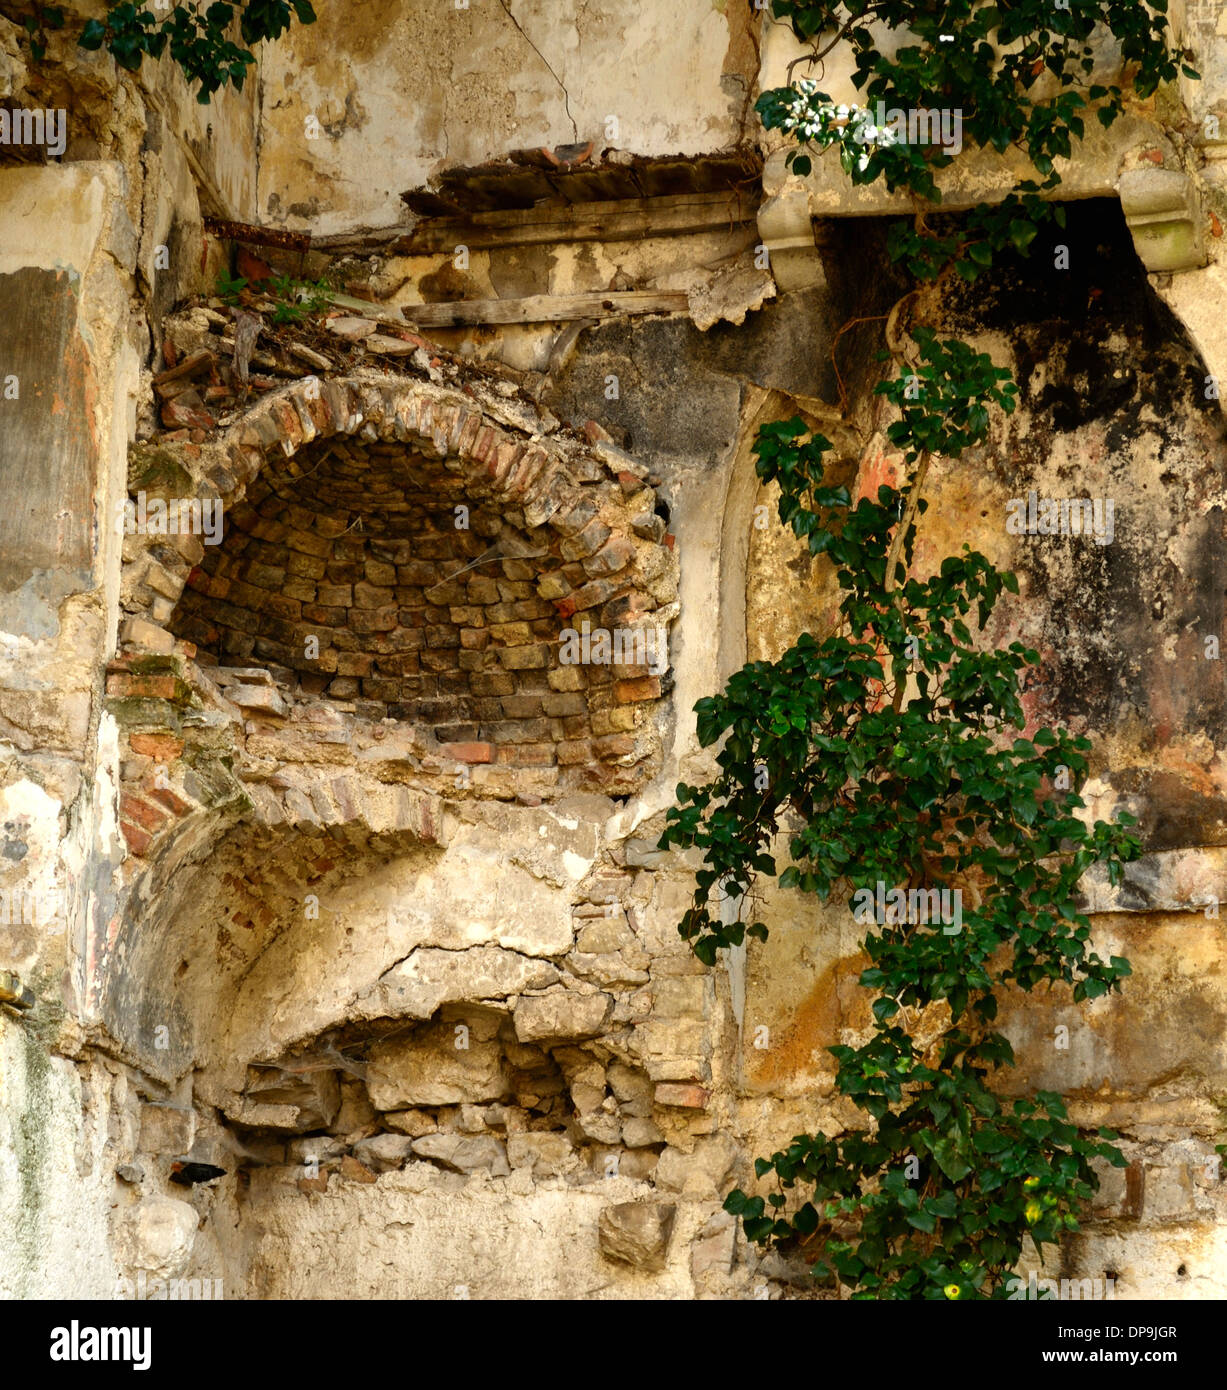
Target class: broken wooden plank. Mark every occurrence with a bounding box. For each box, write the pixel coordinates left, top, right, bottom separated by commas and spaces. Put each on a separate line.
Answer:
400, 148, 764, 216
410, 290, 689, 327
390, 191, 758, 255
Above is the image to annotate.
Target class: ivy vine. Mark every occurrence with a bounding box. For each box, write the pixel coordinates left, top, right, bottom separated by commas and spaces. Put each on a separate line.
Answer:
661, 0, 1196, 1299
14, 1, 316, 102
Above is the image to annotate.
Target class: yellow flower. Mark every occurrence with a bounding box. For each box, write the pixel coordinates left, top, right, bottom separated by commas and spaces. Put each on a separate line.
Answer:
1023, 1176, 1040, 1190
944, 1283, 961, 1300
1025, 1199, 1043, 1224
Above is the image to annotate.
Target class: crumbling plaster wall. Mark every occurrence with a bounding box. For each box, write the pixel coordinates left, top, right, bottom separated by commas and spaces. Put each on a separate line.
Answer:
0, 21, 260, 1297
741, 200, 1227, 1295
256, 0, 762, 234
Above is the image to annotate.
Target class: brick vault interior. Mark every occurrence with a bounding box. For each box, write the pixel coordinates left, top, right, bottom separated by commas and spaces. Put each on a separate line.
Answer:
167, 432, 663, 784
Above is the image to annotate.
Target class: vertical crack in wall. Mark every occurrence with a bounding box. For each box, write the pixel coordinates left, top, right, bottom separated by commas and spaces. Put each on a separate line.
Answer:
497, 0, 579, 142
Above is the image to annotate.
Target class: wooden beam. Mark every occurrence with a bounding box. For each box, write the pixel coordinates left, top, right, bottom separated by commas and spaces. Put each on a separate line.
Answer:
308, 227, 412, 253
409, 291, 689, 327
391, 191, 757, 256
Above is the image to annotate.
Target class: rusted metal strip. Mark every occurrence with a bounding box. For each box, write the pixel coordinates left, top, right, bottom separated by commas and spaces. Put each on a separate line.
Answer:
204, 218, 312, 253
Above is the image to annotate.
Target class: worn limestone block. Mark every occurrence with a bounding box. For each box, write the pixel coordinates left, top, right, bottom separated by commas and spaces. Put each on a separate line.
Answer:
1119, 168, 1206, 273
506, 1132, 578, 1177
120, 1196, 198, 1278
412, 1133, 510, 1176
138, 1103, 196, 1156
352, 1134, 416, 1172
228, 683, 290, 717
361, 945, 558, 1020
241, 1068, 340, 1132
621, 1116, 664, 1148
1142, 1163, 1198, 1222
366, 1021, 508, 1108
607, 1061, 654, 1107
598, 1201, 677, 1272
576, 1111, 621, 1145
655, 1134, 739, 1197
383, 1109, 438, 1138
513, 987, 613, 1042
324, 315, 377, 341
690, 1210, 736, 1283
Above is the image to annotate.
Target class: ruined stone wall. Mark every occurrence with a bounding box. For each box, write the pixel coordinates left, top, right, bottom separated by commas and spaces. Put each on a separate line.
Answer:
256, 0, 762, 234
1, 3, 1226, 1304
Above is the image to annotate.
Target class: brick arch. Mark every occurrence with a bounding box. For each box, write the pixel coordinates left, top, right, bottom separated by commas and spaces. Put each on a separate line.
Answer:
115, 373, 680, 802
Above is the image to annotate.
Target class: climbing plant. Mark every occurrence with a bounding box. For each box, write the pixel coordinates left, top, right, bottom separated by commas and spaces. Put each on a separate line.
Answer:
14, 1, 316, 102
661, 0, 1196, 1300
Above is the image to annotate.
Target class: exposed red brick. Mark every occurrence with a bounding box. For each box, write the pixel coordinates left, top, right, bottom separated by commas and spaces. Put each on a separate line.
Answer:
148, 784, 194, 817
270, 398, 305, 448
497, 743, 556, 766
490, 442, 525, 485
440, 741, 494, 764
120, 793, 168, 833
585, 536, 635, 577
655, 1082, 709, 1109
456, 411, 483, 456
160, 393, 215, 431
567, 578, 619, 612
602, 589, 656, 625
129, 733, 184, 760
615, 676, 661, 703
564, 518, 612, 559
120, 819, 153, 856
470, 426, 498, 466
556, 739, 594, 765
594, 734, 636, 759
